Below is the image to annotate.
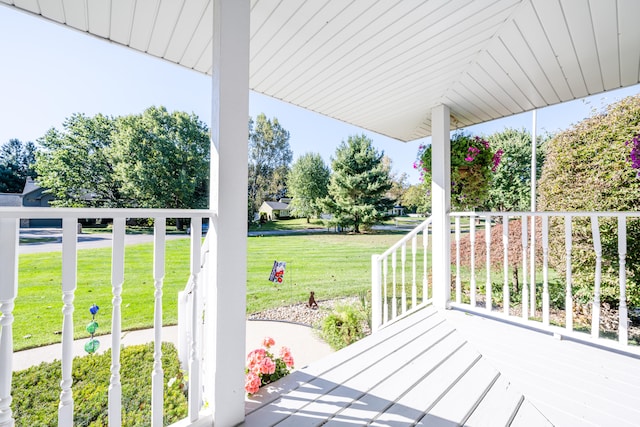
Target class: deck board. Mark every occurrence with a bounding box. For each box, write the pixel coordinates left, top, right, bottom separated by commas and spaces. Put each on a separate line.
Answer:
244, 305, 551, 426
443, 308, 640, 427
464, 375, 523, 427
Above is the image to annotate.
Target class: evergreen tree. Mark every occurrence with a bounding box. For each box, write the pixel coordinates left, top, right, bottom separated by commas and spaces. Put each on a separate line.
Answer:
323, 135, 392, 233
0, 138, 37, 193
287, 153, 330, 221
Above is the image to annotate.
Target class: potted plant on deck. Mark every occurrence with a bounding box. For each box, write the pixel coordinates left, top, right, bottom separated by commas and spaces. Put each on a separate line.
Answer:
414, 132, 503, 210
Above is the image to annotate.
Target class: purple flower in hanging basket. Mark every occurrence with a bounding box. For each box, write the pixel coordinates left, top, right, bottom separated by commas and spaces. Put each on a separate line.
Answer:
89, 304, 99, 315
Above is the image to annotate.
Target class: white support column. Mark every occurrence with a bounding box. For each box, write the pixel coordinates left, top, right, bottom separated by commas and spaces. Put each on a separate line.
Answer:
205, 0, 250, 425
431, 105, 451, 309
0, 218, 18, 427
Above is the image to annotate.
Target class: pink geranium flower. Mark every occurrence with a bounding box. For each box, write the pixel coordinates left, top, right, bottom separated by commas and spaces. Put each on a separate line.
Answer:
244, 337, 295, 396
245, 371, 261, 395
279, 346, 295, 368
259, 357, 276, 375
262, 336, 275, 349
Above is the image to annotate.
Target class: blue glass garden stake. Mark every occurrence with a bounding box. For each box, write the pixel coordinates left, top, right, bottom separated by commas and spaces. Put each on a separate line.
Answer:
85, 304, 100, 354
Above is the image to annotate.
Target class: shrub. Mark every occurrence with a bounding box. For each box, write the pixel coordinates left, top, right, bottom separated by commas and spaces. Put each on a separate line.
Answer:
320, 303, 368, 350
538, 95, 640, 308
11, 342, 187, 426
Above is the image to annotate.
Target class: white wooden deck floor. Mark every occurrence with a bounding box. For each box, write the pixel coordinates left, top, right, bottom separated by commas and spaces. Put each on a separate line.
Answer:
243, 305, 552, 426
442, 308, 640, 427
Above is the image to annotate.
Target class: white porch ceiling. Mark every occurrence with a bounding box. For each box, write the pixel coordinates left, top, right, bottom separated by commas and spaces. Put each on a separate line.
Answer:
2, 0, 639, 142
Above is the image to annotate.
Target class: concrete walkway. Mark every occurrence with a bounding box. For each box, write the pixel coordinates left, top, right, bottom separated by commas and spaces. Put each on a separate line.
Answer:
12, 320, 333, 372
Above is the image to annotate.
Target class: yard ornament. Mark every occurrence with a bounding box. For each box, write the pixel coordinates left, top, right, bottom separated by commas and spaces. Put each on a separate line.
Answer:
84, 304, 100, 354
269, 260, 286, 284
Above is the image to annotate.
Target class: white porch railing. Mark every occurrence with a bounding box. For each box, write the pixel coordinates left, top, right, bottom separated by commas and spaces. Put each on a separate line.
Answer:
0, 207, 214, 427
373, 211, 640, 355
449, 211, 639, 354
371, 217, 432, 332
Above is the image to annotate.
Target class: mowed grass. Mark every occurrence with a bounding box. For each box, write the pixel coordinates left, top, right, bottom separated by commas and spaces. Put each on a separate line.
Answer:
247, 232, 407, 313
14, 231, 409, 351
15, 239, 191, 351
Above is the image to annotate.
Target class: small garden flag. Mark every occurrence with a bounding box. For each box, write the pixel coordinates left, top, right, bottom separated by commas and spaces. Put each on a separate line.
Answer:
269, 261, 286, 283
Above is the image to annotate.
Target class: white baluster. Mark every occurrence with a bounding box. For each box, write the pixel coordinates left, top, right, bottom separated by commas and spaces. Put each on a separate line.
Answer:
542, 216, 550, 326
502, 216, 509, 316
109, 218, 125, 426
189, 217, 202, 420
401, 244, 407, 314
391, 251, 397, 319
455, 217, 461, 304
618, 216, 628, 345
411, 236, 417, 309
591, 216, 602, 339
485, 214, 492, 312
0, 218, 18, 427
470, 216, 476, 307
423, 224, 429, 300
521, 216, 528, 320
565, 215, 573, 331
530, 215, 536, 317
59, 217, 77, 425
383, 258, 388, 323
371, 254, 382, 333
152, 218, 166, 427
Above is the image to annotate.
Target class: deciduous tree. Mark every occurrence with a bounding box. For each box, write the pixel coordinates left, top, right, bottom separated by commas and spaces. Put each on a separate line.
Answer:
486, 128, 547, 211
287, 153, 330, 221
248, 113, 292, 219
111, 106, 210, 210
35, 113, 119, 206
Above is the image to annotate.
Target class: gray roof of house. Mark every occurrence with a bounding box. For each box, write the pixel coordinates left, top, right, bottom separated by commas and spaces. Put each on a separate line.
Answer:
22, 177, 40, 195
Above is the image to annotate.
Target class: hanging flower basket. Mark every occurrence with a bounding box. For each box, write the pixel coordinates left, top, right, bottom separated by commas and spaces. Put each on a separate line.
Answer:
414, 132, 503, 210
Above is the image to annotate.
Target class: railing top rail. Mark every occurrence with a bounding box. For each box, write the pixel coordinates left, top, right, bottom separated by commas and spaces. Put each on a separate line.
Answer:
450, 210, 640, 218
379, 216, 432, 259
0, 207, 216, 219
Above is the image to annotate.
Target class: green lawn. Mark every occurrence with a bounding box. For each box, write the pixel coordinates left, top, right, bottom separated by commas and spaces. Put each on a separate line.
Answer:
247, 232, 409, 313
14, 230, 410, 351
15, 239, 191, 351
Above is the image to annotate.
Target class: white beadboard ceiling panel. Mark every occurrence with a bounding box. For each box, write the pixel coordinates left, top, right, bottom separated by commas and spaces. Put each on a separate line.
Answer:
62, 0, 88, 31
86, 1, 110, 39
618, 0, 640, 87
146, 1, 185, 57
128, 0, 160, 53
2, 0, 640, 141
38, 0, 64, 24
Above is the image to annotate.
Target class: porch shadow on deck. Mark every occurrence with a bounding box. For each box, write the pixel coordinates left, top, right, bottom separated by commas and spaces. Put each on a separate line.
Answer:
243, 305, 552, 426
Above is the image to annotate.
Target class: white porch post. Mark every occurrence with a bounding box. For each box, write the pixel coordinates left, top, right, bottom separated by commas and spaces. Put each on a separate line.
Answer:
205, 0, 249, 425
431, 105, 451, 309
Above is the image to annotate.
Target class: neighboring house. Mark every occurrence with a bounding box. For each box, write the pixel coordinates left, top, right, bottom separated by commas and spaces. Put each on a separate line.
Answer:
259, 199, 291, 220
0, 177, 61, 227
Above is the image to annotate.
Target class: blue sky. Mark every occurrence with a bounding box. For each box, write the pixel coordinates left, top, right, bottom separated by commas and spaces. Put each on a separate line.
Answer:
1, 6, 639, 185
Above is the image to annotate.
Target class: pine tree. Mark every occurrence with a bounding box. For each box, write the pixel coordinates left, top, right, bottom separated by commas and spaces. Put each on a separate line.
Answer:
323, 135, 392, 233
